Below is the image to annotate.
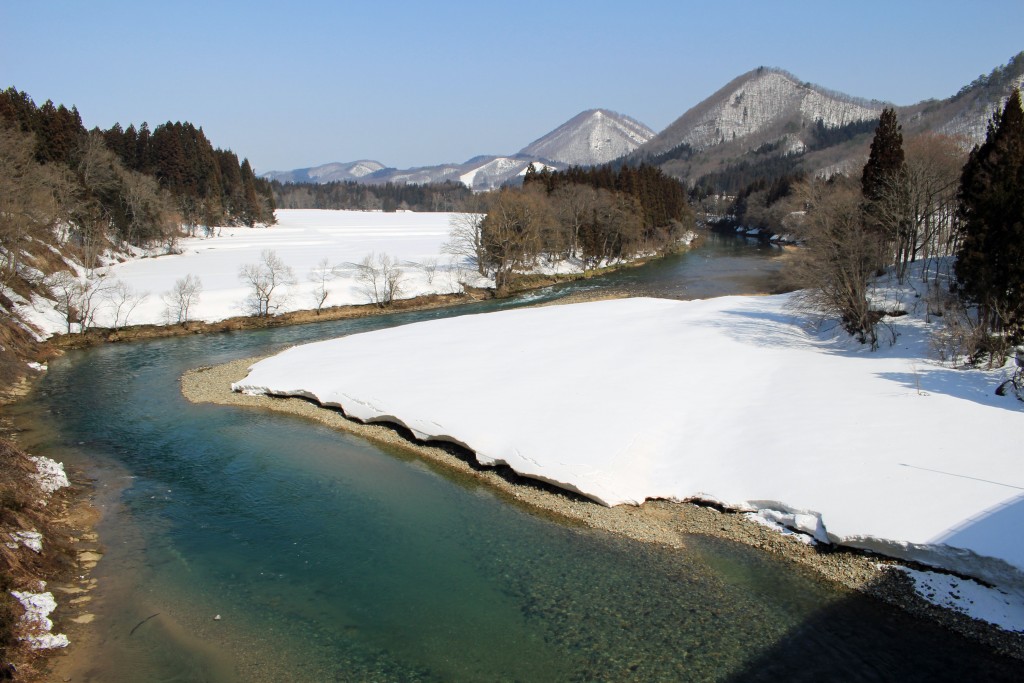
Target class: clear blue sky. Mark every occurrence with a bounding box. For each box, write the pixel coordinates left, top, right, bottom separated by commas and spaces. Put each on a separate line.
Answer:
2, 1, 1022, 173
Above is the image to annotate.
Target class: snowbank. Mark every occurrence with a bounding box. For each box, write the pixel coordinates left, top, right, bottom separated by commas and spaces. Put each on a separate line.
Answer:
234, 295, 1024, 596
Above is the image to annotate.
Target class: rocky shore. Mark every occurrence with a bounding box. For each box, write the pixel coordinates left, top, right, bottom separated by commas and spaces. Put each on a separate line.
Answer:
182, 356, 1024, 661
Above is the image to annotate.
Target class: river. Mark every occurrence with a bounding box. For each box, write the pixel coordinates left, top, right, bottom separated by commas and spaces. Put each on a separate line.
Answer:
12, 233, 1020, 681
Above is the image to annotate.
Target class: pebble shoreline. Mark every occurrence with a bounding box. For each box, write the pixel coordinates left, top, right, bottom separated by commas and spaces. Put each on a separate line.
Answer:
182, 355, 1024, 660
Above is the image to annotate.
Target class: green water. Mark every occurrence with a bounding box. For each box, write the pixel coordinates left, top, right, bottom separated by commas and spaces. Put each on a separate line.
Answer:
14, 236, 1021, 681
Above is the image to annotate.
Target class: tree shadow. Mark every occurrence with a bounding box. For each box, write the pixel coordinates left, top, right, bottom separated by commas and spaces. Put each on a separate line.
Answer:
723, 569, 1023, 682
877, 367, 1024, 413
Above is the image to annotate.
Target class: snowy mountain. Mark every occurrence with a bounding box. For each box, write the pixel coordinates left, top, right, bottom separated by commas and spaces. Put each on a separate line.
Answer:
259, 108, 647, 191
518, 109, 655, 166
263, 160, 387, 184
639, 54, 1024, 188
643, 68, 884, 157
902, 52, 1024, 144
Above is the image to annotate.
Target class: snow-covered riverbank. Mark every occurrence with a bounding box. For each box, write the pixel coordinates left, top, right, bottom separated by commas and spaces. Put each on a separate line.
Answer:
233, 293, 1024, 629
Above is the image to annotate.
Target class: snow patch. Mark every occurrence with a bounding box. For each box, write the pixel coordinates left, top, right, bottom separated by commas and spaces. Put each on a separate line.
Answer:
29, 456, 69, 495
6, 531, 43, 553
10, 588, 69, 649
886, 565, 1024, 633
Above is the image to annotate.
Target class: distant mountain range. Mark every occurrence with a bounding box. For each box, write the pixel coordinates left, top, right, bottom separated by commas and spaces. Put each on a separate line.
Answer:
263, 52, 1024, 192
262, 109, 653, 191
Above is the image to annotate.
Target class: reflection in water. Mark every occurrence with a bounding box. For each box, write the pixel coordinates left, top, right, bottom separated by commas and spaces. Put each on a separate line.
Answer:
16, 235, 1019, 681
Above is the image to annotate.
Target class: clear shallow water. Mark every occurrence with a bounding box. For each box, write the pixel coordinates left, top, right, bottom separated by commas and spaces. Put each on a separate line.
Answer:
14, 235, 1021, 681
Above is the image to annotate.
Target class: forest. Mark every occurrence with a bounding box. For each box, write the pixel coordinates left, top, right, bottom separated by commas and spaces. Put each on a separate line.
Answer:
271, 178, 473, 212
444, 163, 694, 293
0, 86, 275, 256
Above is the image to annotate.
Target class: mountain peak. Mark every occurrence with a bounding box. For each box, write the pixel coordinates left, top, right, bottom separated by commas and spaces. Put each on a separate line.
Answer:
641, 67, 885, 159
519, 109, 655, 166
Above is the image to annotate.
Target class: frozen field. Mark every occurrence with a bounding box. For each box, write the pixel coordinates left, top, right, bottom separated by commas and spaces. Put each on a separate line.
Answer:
22, 210, 479, 334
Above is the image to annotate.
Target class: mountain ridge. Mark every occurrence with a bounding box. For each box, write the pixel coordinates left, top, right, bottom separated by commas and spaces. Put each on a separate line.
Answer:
264, 52, 1024, 192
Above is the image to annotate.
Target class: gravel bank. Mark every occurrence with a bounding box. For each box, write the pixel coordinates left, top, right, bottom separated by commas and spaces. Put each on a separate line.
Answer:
182, 356, 1024, 660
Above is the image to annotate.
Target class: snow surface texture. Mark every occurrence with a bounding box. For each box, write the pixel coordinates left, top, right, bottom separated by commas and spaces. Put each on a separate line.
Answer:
10, 588, 68, 649
519, 109, 655, 166
29, 456, 69, 495
886, 565, 1024, 633
234, 295, 1024, 598
19, 210, 488, 336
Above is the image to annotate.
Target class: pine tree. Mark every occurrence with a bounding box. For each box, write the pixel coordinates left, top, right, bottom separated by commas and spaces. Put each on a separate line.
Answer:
954, 89, 1024, 352
861, 108, 904, 202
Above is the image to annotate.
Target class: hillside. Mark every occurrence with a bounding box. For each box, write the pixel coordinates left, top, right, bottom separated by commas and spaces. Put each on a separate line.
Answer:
518, 109, 654, 166
640, 53, 1024, 191
263, 160, 387, 184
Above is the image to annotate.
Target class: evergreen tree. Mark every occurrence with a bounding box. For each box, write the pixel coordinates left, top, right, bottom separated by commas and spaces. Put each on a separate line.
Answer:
954, 89, 1024, 352
861, 108, 904, 202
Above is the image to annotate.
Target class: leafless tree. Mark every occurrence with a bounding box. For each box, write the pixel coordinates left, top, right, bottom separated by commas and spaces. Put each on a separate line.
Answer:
163, 274, 203, 325
869, 133, 966, 282
105, 280, 149, 329
443, 212, 487, 275
551, 183, 597, 259
0, 124, 61, 286
46, 270, 116, 333
786, 177, 887, 348
418, 257, 439, 286
354, 252, 405, 307
239, 250, 296, 317
480, 187, 550, 293
308, 257, 333, 315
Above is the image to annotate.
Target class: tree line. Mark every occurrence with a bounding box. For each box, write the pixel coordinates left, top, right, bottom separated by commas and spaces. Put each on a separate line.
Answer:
445, 164, 694, 293
271, 179, 473, 212
0, 87, 275, 248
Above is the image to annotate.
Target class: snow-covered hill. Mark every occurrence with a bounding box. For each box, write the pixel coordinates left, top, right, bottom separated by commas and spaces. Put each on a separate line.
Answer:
642, 67, 885, 157
519, 109, 654, 166
262, 160, 387, 184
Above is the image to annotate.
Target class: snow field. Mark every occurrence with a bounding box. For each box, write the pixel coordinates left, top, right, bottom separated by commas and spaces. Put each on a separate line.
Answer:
20, 210, 483, 335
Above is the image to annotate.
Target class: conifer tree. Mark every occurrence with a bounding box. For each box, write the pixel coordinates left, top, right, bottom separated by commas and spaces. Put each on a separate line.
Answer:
861, 108, 904, 202
954, 89, 1024, 352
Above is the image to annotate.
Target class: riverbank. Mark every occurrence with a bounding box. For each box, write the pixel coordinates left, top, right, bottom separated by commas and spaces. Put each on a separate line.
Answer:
182, 351, 1024, 661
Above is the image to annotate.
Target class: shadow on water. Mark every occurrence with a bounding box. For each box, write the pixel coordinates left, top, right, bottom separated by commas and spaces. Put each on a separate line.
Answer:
724, 569, 1023, 683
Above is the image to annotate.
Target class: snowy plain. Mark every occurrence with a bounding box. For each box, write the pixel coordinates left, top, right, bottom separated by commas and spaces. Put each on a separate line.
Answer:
18, 210, 481, 336
234, 293, 1024, 628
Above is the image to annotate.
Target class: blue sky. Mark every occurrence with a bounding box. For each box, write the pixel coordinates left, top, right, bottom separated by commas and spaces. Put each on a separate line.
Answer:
2, 1, 1022, 173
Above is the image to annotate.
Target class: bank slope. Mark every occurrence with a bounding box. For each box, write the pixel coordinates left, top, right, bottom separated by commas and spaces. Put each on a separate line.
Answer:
233, 295, 1024, 596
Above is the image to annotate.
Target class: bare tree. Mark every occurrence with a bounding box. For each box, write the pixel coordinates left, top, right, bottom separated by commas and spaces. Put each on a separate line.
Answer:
0, 124, 61, 287
868, 133, 966, 283
354, 252, 405, 307
308, 257, 333, 315
443, 212, 487, 275
551, 183, 597, 259
45, 270, 115, 333
239, 250, 296, 317
163, 274, 203, 325
480, 187, 550, 293
418, 257, 439, 286
786, 178, 887, 348
105, 280, 149, 329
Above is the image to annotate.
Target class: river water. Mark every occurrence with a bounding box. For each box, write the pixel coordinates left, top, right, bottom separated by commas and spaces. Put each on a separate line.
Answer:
13, 234, 1020, 681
